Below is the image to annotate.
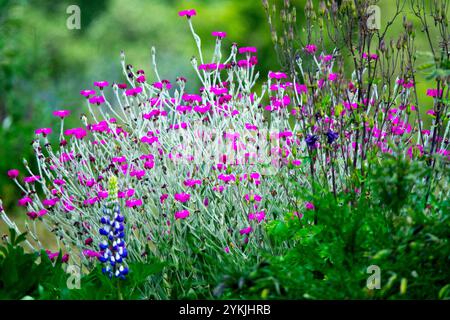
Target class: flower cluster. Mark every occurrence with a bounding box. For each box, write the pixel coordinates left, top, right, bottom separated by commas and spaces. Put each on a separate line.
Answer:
0, 8, 448, 287
98, 176, 128, 279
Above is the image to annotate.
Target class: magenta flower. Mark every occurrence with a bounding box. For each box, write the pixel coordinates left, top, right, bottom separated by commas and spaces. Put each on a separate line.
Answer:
244, 193, 262, 202
125, 87, 142, 96
35, 128, 52, 136
295, 83, 308, 94
83, 250, 101, 258
212, 31, 227, 38
175, 209, 190, 220
160, 193, 169, 204
304, 44, 317, 54
7, 169, 19, 179
184, 179, 202, 187
239, 226, 253, 235
64, 128, 87, 139
224, 246, 230, 253
18, 196, 32, 206
426, 89, 443, 98
248, 210, 266, 223
125, 198, 143, 208
178, 9, 196, 17
328, 73, 338, 81
80, 89, 96, 98
89, 96, 105, 105
94, 81, 109, 89
53, 110, 71, 119
136, 75, 146, 83
174, 192, 191, 203
239, 47, 257, 54
24, 175, 40, 184
268, 71, 288, 80
42, 198, 58, 207
305, 202, 315, 210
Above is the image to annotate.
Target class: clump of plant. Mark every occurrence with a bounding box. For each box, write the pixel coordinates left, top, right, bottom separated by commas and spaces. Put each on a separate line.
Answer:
0, 0, 448, 299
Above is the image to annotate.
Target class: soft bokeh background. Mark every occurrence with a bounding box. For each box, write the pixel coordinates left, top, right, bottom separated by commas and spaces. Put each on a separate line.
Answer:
0, 0, 437, 239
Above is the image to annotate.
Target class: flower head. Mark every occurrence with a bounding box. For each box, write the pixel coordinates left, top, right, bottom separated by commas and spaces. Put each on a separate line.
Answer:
175, 209, 190, 220
178, 9, 196, 18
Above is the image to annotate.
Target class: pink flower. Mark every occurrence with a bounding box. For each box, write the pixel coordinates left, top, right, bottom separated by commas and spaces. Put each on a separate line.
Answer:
178, 9, 196, 17
136, 75, 146, 83
64, 128, 87, 139
80, 89, 96, 98
94, 81, 109, 89
125, 87, 142, 96
35, 128, 52, 136
53, 110, 71, 118
426, 89, 442, 98
174, 193, 191, 203
244, 193, 262, 202
83, 250, 101, 258
239, 226, 253, 235
248, 210, 266, 223
426, 109, 436, 117
88, 96, 105, 105
292, 159, 302, 166
305, 202, 315, 210
24, 175, 40, 184
328, 73, 338, 81
224, 246, 230, 253
160, 194, 169, 204
42, 198, 58, 207
239, 47, 257, 54
175, 209, 190, 220
295, 83, 308, 94
212, 31, 227, 38
125, 198, 143, 208
7, 169, 19, 179
18, 196, 33, 206
268, 71, 288, 80
184, 179, 202, 187
304, 44, 317, 54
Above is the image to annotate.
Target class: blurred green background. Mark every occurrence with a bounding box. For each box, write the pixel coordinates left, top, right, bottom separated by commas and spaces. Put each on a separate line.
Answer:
0, 0, 437, 238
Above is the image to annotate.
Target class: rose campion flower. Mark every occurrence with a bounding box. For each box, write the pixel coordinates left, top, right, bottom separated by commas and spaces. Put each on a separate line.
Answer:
7, 169, 19, 179
175, 209, 190, 220
178, 9, 196, 17
174, 193, 191, 203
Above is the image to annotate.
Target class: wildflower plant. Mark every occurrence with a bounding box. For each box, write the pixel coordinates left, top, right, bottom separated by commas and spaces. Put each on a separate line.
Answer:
0, 1, 448, 298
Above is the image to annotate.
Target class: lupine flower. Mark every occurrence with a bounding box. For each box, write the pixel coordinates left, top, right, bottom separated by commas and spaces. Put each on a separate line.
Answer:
326, 130, 339, 144
98, 175, 129, 279
305, 134, 319, 149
